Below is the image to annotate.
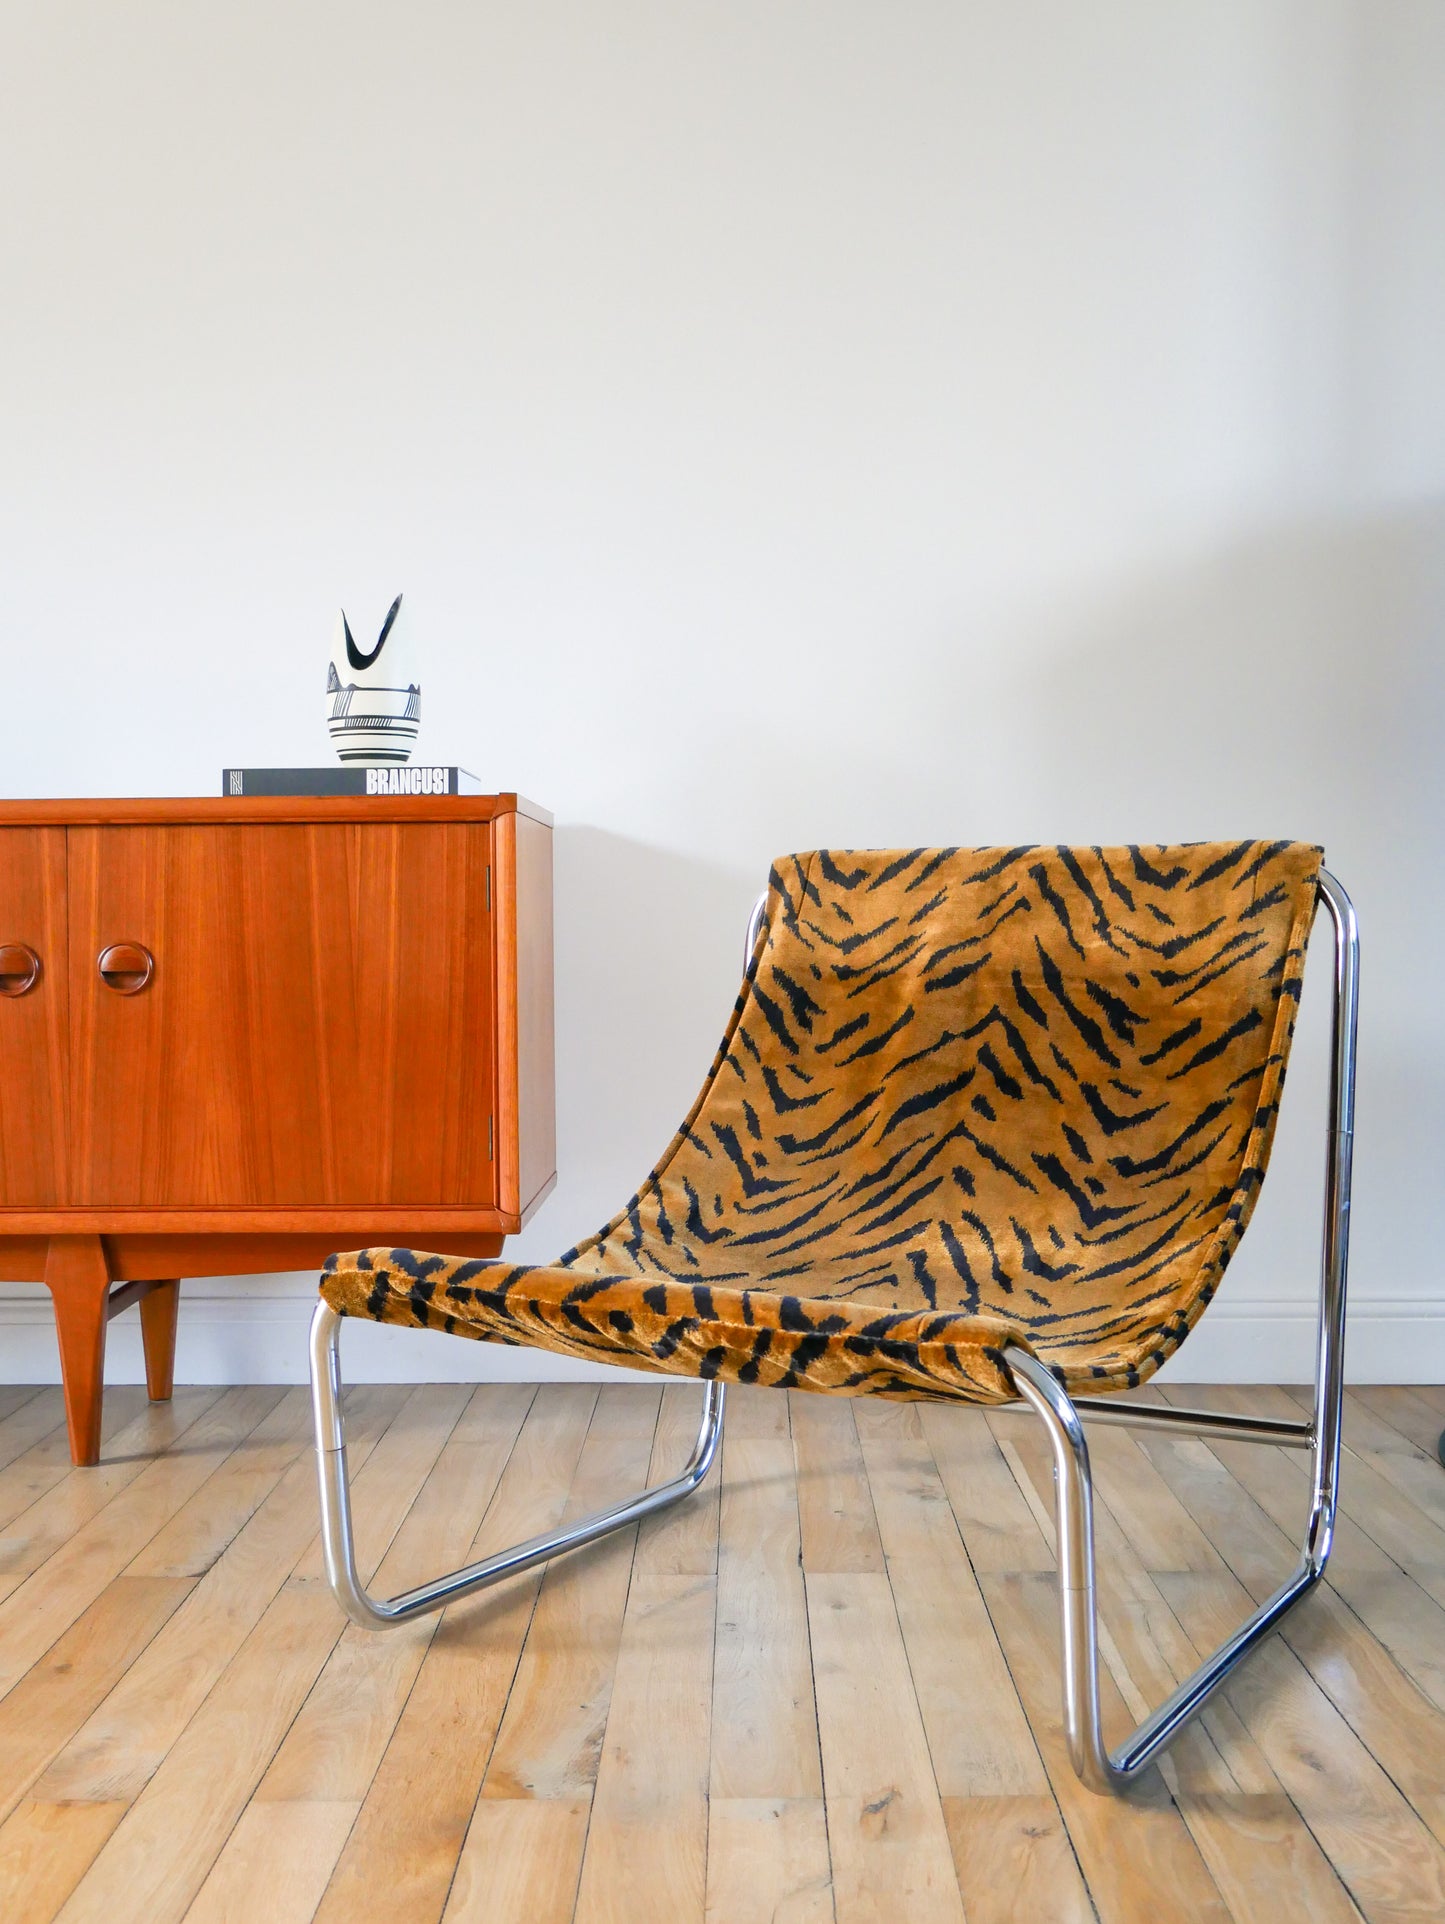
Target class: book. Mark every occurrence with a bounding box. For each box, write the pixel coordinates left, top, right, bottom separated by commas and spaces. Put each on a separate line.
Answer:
222, 766, 483, 797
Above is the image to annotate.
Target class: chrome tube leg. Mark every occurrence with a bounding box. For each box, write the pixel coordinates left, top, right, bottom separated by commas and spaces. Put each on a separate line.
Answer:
1007, 867, 1359, 1795
1304, 869, 1358, 1574
308, 1301, 726, 1631
1007, 1348, 1328, 1793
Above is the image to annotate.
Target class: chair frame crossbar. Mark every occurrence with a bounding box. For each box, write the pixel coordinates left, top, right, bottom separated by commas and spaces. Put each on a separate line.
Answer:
308, 870, 1357, 1796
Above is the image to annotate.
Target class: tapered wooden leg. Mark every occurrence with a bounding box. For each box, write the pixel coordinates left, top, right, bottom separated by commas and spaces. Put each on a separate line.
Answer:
43, 1235, 113, 1467
138, 1280, 180, 1402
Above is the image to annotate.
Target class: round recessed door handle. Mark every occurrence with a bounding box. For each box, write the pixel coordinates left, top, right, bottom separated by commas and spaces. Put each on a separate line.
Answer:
0, 943, 40, 997
98, 942, 154, 995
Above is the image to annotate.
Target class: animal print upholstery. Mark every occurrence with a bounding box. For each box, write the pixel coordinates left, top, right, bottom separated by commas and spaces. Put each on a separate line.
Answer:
321, 842, 1322, 1403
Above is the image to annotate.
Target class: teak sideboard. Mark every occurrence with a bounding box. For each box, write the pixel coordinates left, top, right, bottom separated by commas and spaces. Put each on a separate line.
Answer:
0, 794, 555, 1464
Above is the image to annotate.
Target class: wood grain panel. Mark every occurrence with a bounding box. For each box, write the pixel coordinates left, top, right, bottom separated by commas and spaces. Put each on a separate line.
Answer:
67, 823, 495, 1209
0, 828, 68, 1206
493, 805, 556, 1222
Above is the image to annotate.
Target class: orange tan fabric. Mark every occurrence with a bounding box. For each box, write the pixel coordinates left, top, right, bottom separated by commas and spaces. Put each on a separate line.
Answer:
322, 842, 1321, 1403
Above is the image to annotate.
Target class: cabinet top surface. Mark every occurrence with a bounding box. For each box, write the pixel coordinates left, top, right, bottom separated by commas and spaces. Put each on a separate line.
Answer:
0, 793, 551, 827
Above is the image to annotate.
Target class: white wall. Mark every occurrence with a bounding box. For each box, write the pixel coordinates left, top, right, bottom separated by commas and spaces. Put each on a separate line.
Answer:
2, 1, 1442, 1384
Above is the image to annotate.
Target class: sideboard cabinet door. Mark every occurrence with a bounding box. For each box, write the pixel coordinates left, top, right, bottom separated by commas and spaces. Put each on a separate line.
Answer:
67, 824, 496, 1208
0, 828, 69, 1205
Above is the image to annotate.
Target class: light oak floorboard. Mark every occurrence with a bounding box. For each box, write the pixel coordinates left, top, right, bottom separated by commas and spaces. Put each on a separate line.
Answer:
482, 1386, 660, 1801
0, 1388, 275, 1697
705, 1798, 834, 1924
980, 1568, 1232, 1924
0, 1383, 1441, 1922
260, 1383, 534, 1807
791, 1395, 885, 1575
942, 1795, 1094, 1924
573, 1572, 717, 1924
855, 1399, 1044, 1799
807, 1570, 965, 1924
920, 1403, 1054, 1575
309, 1385, 600, 1924
0, 1387, 44, 1426
442, 1795, 590, 1924
710, 1432, 822, 1802
24, 1387, 402, 1811
1161, 1570, 1445, 1923
723, 1382, 793, 1443
128, 1386, 312, 1579
0, 1797, 128, 1924
1133, 1413, 1445, 1852
48, 1384, 467, 1924
1349, 1385, 1445, 1458
0, 1391, 80, 1485
0, 1388, 221, 1579
0, 1390, 152, 1535
0, 1573, 193, 1827
1285, 1385, 1445, 1550
1160, 1386, 1445, 1713
183, 1800, 360, 1924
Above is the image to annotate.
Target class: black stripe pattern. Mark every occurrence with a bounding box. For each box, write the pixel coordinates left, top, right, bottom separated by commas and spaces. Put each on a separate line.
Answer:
323, 842, 1322, 1404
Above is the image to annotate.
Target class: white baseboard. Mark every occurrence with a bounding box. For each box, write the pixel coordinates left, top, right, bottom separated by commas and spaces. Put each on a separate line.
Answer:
0, 1280, 1440, 1386
1149, 1296, 1444, 1385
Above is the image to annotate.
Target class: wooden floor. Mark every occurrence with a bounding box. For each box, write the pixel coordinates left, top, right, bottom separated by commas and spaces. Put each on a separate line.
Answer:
1, 1380, 1445, 1923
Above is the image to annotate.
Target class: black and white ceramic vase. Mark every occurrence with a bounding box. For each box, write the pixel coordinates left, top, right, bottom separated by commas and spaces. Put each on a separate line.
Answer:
325, 594, 420, 765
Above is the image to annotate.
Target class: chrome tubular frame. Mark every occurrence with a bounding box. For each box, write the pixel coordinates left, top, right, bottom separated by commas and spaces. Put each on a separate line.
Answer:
309, 860, 1358, 1776
745, 889, 769, 970
1005, 868, 1358, 1793
309, 1300, 724, 1630
305, 895, 762, 1634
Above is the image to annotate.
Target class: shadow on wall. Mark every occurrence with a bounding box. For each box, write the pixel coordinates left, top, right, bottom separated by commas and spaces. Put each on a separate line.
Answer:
506, 825, 759, 1264
519, 508, 1445, 1323
1011, 503, 1445, 1311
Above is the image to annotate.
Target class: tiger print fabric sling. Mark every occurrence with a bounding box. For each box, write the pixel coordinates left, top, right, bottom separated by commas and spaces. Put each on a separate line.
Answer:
321, 841, 1321, 1404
